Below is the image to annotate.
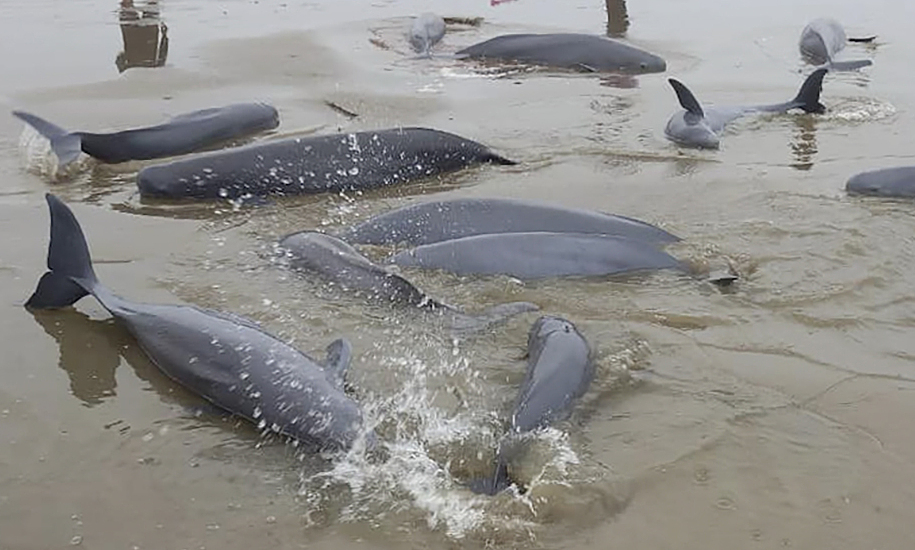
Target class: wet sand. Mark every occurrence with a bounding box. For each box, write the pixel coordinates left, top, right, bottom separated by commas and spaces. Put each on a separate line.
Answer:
3, 0, 915, 549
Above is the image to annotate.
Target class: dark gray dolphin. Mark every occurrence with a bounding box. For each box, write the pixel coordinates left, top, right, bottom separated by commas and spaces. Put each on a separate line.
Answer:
337, 197, 680, 247
12, 103, 279, 168
472, 315, 594, 495
455, 33, 666, 74
388, 232, 685, 280
846, 166, 915, 198
409, 13, 446, 56
276, 231, 538, 333
136, 127, 515, 200
799, 18, 875, 71
26, 194, 373, 453
664, 68, 828, 149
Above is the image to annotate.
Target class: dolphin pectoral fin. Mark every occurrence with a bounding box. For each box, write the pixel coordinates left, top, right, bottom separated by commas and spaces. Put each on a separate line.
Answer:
828, 59, 872, 71
449, 301, 540, 338
323, 338, 353, 389
12, 111, 83, 167
575, 63, 598, 73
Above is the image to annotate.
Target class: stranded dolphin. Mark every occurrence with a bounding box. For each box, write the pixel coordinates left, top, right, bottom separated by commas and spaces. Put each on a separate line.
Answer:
12, 103, 279, 168
455, 33, 666, 74
409, 13, 446, 56
799, 18, 875, 71
845, 166, 915, 198
26, 194, 373, 452
388, 232, 686, 280
471, 315, 594, 495
337, 197, 680, 247
277, 231, 538, 333
136, 127, 515, 200
664, 68, 828, 149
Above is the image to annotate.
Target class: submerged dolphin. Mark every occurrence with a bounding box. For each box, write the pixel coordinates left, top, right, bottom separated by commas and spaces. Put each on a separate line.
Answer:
799, 18, 875, 71
455, 33, 666, 74
664, 68, 828, 149
12, 103, 279, 168
472, 315, 594, 495
409, 13, 446, 56
337, 197, 680, 247
846, 166, 915, 198
26, 194, 373, 452
137, 127, 515, 200
388, 232, 685, 280
277, 231, 538, 332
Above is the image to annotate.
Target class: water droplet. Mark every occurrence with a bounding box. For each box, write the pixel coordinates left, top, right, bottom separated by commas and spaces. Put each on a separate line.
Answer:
70, 535, 83, 546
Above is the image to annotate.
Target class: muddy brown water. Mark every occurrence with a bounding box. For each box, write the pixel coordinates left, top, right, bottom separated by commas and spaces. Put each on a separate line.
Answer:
2, 0, 915, 548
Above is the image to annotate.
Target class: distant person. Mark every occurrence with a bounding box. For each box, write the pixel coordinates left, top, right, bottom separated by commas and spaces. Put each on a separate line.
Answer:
116, 0, 168, 73
606, 0, 629, 38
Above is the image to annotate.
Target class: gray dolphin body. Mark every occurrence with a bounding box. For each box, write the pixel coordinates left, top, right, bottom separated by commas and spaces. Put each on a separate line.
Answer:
474, 315, 594, 495
799, 18, 874, 71
137, 127, 514, 200
409, 13, 446, 56
455, 33, 666, 74
664, 68, 828, 149
388, 232, 685, 280
277, 231, 538, 332
26, 194, 372, 452
13, 103, 279, 168
846, 166, 915, 198
337, 198, 680, 247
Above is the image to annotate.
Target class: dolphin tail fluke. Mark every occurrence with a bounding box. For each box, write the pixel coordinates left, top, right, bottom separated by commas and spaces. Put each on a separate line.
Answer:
828, 59, 873, 71
25, 194, 99, 309
450, 301, 539, 337
12, 111, 83, 166
467, 460, 513, 495
791, 68, 828, 114
668, 79, 704, 117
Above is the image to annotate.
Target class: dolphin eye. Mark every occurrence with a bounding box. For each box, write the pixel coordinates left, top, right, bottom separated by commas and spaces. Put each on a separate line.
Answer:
640, 62, 648, 69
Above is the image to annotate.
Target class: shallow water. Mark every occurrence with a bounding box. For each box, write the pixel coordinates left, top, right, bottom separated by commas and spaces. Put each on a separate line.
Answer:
3, 0, 915, 548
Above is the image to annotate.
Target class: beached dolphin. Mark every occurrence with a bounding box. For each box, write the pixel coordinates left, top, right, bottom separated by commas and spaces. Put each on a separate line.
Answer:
664, 68, 828, 149
137, 127, 514, 200
12, 103, 279, 168
846, 166, 915, 198
455, 33, 666, 74
277, 231, 538, 332
799, 18, 875, 71
388, 232, 686, 280
408, 13, 446, 56
26, 194, 373, 452
471, 315, 594, 495
337, 197, 680, 247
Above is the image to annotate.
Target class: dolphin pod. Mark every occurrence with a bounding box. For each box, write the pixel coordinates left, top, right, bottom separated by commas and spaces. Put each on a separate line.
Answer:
455, 33, 666, 74
336, 198, 680, 247
136, 127, 514, 200
471, 315, 594, 495
26, 194, 374, 452
664, 68, 828, 149
276, 231, 539, 333
799, 18, 875, 71
13, 103, 279, 168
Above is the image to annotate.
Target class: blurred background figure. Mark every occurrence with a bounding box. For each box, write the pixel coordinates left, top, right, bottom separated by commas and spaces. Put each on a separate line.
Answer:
116, 0, 168, 73
606, 0, 629, 38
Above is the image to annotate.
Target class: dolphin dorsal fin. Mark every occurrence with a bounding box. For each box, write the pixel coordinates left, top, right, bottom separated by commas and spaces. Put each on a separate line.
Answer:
668, 79, 704, 117
323, 338, 353, 389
